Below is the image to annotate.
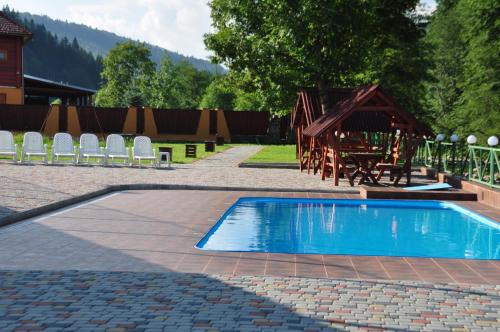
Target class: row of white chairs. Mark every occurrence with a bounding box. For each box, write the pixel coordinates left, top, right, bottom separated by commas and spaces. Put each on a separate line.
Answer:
0, 131, 163, 167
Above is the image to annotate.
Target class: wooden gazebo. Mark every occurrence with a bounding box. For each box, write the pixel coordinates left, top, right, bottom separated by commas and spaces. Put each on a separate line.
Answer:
291, 87, 353, 173
293, 85, 433, 186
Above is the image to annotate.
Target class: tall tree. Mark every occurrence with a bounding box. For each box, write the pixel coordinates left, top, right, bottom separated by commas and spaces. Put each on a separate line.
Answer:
151, 54, 214, 109
199, 76, 236, 110
456, 0, 499, 138
424, 0, 466, 133
425, 0, 499, 139
95, 41, 155, 107
358, 0, 430, 117
205, 0, 424, 115
150, 54, 177, 108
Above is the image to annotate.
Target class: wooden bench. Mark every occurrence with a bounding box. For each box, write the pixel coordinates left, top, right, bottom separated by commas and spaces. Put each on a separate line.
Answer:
185, 144, 197, 158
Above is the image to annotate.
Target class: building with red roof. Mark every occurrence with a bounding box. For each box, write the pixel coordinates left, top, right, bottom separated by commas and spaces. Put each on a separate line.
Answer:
0, 11, 32, 104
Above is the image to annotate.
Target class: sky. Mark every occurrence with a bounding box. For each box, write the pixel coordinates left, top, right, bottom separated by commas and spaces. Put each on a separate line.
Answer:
0, 0, 437, 60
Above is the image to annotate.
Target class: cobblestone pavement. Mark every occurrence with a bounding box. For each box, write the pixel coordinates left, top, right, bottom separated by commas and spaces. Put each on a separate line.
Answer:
0, 146, 356, 220
0, 271, 498, 332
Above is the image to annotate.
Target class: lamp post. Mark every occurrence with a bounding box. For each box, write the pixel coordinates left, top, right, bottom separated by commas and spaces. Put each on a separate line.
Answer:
467, 135, 477, 145
487, 136, 498, 147
487, 136, 498, 187
450, 134, 459, 174
464, 135, 477, 177
435, 134, 445, 173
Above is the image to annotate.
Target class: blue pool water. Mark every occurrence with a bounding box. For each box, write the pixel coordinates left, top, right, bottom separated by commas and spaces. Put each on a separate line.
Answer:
196, 198, 500, 259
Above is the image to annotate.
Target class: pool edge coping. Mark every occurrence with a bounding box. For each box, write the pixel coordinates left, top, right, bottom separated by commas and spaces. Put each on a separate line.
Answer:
195, 197, 500, 258
0, 184, 359, 229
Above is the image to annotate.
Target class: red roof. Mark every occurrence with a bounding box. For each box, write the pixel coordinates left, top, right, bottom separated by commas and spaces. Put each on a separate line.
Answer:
0, 12, 32, 40
291, 87, 354, 128
302, 85, 433, 137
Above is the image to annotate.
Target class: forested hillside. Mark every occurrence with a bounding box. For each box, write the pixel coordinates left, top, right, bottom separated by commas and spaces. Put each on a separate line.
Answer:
17, 11, 223, 73
4, 7, 102, 89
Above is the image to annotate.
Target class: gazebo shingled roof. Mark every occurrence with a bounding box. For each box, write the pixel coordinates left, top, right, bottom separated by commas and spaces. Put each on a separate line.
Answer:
302, 85, 433, 137
291, 87, 354, 129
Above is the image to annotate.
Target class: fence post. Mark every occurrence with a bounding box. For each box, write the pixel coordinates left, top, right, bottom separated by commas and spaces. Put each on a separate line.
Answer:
143, 107, 158, 139
42, 105, 59, 136
123, 107, 137, 134
196, 109, 211, 140
436, 142, 442, 173
450, 143, 455, 174
490, 148, 495, 187
468, 146, 473, 181
67, 106, 82, 137
217, 110, 231, 142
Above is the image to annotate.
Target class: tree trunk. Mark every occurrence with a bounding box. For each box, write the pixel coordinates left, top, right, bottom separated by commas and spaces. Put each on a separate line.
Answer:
318, 79, 333, 115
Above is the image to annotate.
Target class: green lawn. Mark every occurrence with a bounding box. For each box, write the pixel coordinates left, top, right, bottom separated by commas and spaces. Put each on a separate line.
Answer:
5, 132, 232, 164
245, 144, 298, 163
151, 142, 231, 164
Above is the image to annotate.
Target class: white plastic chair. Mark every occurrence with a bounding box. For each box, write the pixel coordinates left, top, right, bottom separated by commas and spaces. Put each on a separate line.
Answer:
21, 132, 48, 164
0, 130, 18, 162
132, 136, 158, 167
105, 134, 130, 166
78, 133, 105, 165
52, 133, 76, 164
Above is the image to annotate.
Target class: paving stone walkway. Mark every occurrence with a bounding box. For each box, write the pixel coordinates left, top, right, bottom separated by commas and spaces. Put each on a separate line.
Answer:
0, 146, 355, 221
0, 271, 498, 332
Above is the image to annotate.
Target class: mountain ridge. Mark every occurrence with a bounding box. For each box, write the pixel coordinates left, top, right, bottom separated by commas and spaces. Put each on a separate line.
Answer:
18, 11, 223, 73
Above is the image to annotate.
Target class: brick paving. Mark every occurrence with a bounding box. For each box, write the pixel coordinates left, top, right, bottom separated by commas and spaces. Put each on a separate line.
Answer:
0, 271, 498, 332
0, 146, 356, 220
0, 190, 497, 285
0, 146, 440, 222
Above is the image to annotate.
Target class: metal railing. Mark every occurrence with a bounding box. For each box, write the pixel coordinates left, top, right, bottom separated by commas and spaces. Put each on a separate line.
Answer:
468, 146, 499, 189
413, 139, 499, 188
412, 140, 435, 167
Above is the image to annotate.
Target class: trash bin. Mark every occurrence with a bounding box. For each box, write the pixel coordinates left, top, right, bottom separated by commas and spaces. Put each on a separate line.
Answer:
205, 141, 215, 152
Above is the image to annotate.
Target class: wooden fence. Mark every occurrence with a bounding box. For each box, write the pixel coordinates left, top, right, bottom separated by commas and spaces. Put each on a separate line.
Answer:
0, 104, 50, 132
0, 105, 271, 142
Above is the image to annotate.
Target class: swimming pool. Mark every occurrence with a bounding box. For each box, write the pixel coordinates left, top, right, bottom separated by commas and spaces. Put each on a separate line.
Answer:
196, 198, 499, 259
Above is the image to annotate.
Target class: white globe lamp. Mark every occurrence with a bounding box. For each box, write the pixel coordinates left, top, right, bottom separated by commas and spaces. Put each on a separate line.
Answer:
436, 134, 445, 142
466, 135, 477, 145
487, 136, 499, 147
450, 134, 459, 143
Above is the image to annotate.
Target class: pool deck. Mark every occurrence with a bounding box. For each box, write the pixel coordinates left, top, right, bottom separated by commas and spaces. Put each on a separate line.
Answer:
1, 189, 497, 285
1, 147, 499, 331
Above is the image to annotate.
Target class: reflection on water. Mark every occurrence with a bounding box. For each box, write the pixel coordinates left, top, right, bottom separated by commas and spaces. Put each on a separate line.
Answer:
201, 200, 499, 259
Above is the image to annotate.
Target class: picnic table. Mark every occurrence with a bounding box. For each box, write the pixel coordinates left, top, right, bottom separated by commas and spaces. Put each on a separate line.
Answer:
349, 152, 383, 185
